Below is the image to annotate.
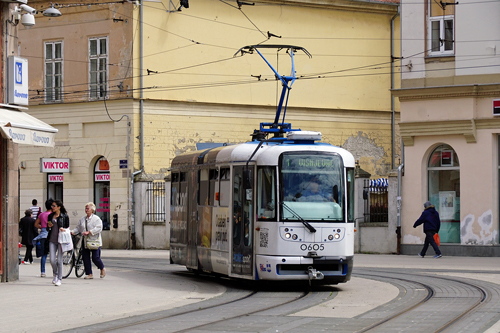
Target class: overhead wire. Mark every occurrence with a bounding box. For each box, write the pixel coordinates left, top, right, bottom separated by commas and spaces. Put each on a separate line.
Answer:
26, 0, 500, 101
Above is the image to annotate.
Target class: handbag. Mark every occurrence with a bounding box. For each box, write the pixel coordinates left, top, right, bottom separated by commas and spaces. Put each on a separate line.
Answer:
85, 217, 100, 250
86, 239, 100, 250
433, 233, 440, 246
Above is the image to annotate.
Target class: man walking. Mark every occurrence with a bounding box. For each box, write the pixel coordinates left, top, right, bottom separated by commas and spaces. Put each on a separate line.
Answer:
413, 201, 442, 258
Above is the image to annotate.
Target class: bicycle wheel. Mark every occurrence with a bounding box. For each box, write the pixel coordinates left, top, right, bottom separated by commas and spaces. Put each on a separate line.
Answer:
75, 251, 85, 278
62, 250, 74, 279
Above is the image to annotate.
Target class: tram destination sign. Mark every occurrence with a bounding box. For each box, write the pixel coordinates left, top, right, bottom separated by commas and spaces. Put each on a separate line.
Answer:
282, 155, 338, 171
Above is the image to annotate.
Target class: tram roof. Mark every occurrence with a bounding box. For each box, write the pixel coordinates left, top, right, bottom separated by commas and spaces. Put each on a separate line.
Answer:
170, 140, 355, 169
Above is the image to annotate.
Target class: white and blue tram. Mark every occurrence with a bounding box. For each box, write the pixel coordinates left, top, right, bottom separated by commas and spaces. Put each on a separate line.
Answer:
169, 45, 355, 284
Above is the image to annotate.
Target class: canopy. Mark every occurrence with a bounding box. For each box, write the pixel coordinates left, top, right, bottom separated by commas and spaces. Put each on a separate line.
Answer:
0, 108, 57, 147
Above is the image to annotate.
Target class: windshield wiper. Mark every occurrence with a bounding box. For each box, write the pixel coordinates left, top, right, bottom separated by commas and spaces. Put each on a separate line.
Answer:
280, 202, 316, 233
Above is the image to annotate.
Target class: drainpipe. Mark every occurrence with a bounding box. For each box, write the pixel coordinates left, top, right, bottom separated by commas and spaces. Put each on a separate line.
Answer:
130, 169, 142, 249
391, 6, 400, 169
396, 163, 403, 254
139, 0, 144, 172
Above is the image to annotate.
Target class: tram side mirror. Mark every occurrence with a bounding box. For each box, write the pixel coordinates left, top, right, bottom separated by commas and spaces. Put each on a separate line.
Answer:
333, 185, 339, 203
243, 169, 253, 189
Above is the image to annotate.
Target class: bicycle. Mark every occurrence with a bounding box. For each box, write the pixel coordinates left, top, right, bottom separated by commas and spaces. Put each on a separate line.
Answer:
62, 234, 85, 279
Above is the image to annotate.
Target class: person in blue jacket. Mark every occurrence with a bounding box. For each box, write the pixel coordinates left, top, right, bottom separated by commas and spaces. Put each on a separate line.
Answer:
413, 201, 442, 258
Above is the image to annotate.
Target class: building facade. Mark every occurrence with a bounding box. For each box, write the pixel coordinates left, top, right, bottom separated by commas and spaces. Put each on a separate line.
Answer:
17, 0, 400, 249
395, 0, 500, 255
1, 1, 58, 282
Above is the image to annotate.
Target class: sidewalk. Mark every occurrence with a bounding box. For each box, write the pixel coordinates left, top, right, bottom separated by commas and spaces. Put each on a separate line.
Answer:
2, 251, 500, 333
1, 250, 225, 333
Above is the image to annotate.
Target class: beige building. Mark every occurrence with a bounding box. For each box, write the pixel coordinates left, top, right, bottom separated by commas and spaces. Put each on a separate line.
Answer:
17, 0, 400, 248
394, 0, 500, 255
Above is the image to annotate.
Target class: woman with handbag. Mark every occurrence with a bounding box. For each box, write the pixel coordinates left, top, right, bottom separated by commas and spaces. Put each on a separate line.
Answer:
46, 200, 70, 286
72, 202, 106, 280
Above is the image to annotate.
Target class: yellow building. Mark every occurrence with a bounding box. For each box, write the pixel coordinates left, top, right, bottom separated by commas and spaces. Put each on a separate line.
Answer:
17, 0, 400, 248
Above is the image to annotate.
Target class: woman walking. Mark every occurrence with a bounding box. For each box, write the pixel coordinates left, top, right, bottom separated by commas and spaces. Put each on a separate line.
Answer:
33, 199, 54, 277
45, 200, 70, 286
72, 202, 105, 279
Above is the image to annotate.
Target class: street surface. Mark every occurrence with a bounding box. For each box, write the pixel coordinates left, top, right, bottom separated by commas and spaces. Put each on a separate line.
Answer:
2, 250, 500, 332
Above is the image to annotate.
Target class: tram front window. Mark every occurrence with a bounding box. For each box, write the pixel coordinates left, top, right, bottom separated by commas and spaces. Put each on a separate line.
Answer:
281, 153, 344, 221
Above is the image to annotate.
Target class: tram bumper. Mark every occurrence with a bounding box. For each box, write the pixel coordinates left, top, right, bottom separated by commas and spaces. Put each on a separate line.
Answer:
255, 255, 353, 284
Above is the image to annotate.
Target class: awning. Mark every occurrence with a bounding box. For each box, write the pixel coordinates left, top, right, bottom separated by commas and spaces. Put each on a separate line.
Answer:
0, 108, 58, 147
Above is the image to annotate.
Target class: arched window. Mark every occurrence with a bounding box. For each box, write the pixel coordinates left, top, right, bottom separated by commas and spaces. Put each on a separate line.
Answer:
427, 144, 460, 243
94, 156, 110, 230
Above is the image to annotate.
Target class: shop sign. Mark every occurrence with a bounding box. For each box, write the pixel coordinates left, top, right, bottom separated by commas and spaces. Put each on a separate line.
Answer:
8, 56, 29, 106
40, 158, 70, 173
48, 174, 64, 182
95, 173, 110, 182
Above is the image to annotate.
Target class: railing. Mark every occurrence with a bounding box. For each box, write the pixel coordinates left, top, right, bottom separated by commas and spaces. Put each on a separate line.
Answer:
146, 181, 166, 222
363, 178, 388, 222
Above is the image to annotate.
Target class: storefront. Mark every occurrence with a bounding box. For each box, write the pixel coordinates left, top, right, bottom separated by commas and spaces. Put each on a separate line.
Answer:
94, 156, 110, 230
396, 85, 500, 256
0, 106, 57, 282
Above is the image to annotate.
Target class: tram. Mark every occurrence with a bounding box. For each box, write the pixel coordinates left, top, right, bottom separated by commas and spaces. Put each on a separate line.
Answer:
169, 45, 355, 284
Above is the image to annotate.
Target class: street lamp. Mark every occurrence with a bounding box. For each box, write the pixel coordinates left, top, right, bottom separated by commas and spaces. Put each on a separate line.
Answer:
43, 4, 62, 17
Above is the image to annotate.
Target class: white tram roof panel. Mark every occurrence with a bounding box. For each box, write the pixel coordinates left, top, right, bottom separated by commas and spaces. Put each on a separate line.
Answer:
218, 139, 355, 168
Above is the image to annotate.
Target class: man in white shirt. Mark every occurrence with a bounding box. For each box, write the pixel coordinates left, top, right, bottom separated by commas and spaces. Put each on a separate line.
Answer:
30, 199, 41, 220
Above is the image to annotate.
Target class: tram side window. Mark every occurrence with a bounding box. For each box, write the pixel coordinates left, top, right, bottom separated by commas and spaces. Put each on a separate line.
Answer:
209, 168, 218, 206
171, 172, 180, 206
179, 172, 187, 207
257, 167, 276, 221
199, 169, 209, 206
219, 167, 230, 207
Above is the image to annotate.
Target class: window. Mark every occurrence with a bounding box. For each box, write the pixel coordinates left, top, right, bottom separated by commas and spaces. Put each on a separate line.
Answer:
257, 167, 276, 221
428, 144, 460, 243
94, 156, 110, 230
219, 167, 230, 207
45, 41, 63, 102
89, 37, 108, 99
428, 0, 454, 56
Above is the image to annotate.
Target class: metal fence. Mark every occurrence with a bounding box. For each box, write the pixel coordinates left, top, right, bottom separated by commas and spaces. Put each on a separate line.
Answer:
363, 178, 388, 222
146, 181, 166, 222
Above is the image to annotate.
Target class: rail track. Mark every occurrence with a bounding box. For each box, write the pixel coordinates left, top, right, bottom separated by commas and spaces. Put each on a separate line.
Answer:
63, 258, 500, 333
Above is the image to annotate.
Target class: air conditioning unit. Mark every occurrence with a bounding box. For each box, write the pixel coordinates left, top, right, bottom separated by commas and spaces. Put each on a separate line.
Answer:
494, 100, 500, 116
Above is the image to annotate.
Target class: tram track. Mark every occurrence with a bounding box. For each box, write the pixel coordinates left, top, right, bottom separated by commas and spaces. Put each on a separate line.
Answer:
64, 258, 500, 333
73, 258, 337, 333
353, 269, 496, 333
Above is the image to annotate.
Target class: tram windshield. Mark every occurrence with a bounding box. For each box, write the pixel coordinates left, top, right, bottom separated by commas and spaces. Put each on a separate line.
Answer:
280, 152, 344, 222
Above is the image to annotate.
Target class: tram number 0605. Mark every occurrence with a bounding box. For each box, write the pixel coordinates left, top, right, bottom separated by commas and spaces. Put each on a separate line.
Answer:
300, 244, 324, 251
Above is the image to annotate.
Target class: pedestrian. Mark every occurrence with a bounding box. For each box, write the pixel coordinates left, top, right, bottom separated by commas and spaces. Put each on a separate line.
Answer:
33, 199, 54, 277
72, 202, 106, 279
413, 201, 442, 259
19, 209, 38, 265
30, 199, 42, 220
45, 200, 70, 286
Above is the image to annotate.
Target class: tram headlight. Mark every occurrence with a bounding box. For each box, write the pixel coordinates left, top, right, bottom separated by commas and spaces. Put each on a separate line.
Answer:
328, 234, 333, 241
292, 234, 298, 240
334, 233, 340, 239
285, 233, 291, 239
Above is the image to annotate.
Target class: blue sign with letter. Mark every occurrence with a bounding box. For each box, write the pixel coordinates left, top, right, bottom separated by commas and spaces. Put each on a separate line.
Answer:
15, 62, 22, 84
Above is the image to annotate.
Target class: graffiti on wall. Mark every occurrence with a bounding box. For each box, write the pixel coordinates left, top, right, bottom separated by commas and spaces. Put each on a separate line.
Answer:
461, 210, 498, 245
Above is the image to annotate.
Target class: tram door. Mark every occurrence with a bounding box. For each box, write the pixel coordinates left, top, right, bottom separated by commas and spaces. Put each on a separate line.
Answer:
186, 169, 199, 270
231, 166, 253, 276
